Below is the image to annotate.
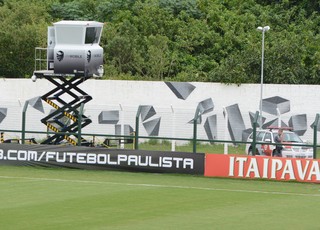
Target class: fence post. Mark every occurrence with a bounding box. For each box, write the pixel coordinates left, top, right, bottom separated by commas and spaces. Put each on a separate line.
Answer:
21, 101, 29, 144
171, 105, 176, 152
77, 103, 84, 146
193, 118, 197, 153
192, 107, 200, 153
251, 111, 259, 156
135, 106, 142, 150
313, 114, 319, 159
119, 104, 124, 149
223, 107, 228, 154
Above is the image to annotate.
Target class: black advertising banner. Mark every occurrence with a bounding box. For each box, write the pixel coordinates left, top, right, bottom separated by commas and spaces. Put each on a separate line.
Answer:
0, 144, 205, 175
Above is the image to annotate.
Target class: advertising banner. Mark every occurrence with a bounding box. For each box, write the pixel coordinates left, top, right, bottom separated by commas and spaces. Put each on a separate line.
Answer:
205, 154, 320, 183
0, 144, 205, 175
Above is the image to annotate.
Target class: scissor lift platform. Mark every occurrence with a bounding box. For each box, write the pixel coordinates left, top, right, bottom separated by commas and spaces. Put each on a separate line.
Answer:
34, 71, 92, 145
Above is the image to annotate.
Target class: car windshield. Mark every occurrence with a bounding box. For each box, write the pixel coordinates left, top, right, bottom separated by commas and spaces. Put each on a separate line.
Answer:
275, 132, 303, 142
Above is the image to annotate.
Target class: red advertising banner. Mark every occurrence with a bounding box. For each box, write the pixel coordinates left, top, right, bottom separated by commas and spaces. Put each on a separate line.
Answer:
205, 154, 320, 183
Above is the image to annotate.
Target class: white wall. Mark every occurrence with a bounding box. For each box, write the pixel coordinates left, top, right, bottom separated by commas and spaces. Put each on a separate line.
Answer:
0, 78, 319, 143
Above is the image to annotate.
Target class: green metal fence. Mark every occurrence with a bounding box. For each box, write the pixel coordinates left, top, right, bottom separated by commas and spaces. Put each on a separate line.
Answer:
0, 108, 320, 158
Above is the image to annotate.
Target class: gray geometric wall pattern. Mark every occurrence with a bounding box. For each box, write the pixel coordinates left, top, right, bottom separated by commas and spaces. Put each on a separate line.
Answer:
242, 128, 253, 142
27, 96, 44, 113
0, 108, 7, 123
262, 96, 290, 116
204, 115, 217, 140
95, 89, 310, 142
225, 104, 246, 142
310, 119, 320, 131
98, 110, 119, 124
143, 117, 161, 136
188, 98, 214, 124
262, 118, 287, 129
137, 105, 162, 136
188, 116, 202, 124
140, 105, 156, 122
289, 114, 307, 136
197, 98, 214, 115
165, 82, 196, 100
115, 124, 134, 136
249, 111, 266, 128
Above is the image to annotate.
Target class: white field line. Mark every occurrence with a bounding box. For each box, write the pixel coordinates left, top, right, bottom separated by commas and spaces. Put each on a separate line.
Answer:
0, 175, 319, 197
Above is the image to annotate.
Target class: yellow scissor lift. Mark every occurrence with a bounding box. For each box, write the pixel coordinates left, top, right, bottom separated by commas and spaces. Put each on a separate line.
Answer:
39, 74, 92, 145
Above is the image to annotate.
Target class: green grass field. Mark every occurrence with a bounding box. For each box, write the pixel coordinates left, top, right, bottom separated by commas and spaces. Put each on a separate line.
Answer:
0, 166, 319, 230
127, 141, 246, 155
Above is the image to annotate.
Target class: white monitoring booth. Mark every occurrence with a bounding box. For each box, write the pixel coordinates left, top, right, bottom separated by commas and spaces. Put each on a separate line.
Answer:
35, 20, 104, 78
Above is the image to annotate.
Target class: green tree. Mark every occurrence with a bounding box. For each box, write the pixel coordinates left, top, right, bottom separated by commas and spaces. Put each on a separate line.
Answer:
50, 0, 99, 20
0, 1, 51, 77
1, 0, 320, 84
146, 34, 170, 80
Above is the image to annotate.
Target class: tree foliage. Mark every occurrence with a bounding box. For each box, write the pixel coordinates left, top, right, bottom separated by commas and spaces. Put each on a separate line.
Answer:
0, 0, 51, 77
1, 0, 320, 85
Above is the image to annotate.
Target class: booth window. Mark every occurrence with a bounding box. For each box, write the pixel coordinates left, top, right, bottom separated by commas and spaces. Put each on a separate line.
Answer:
85, 27, 101, 44
56, 27, 83, 44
